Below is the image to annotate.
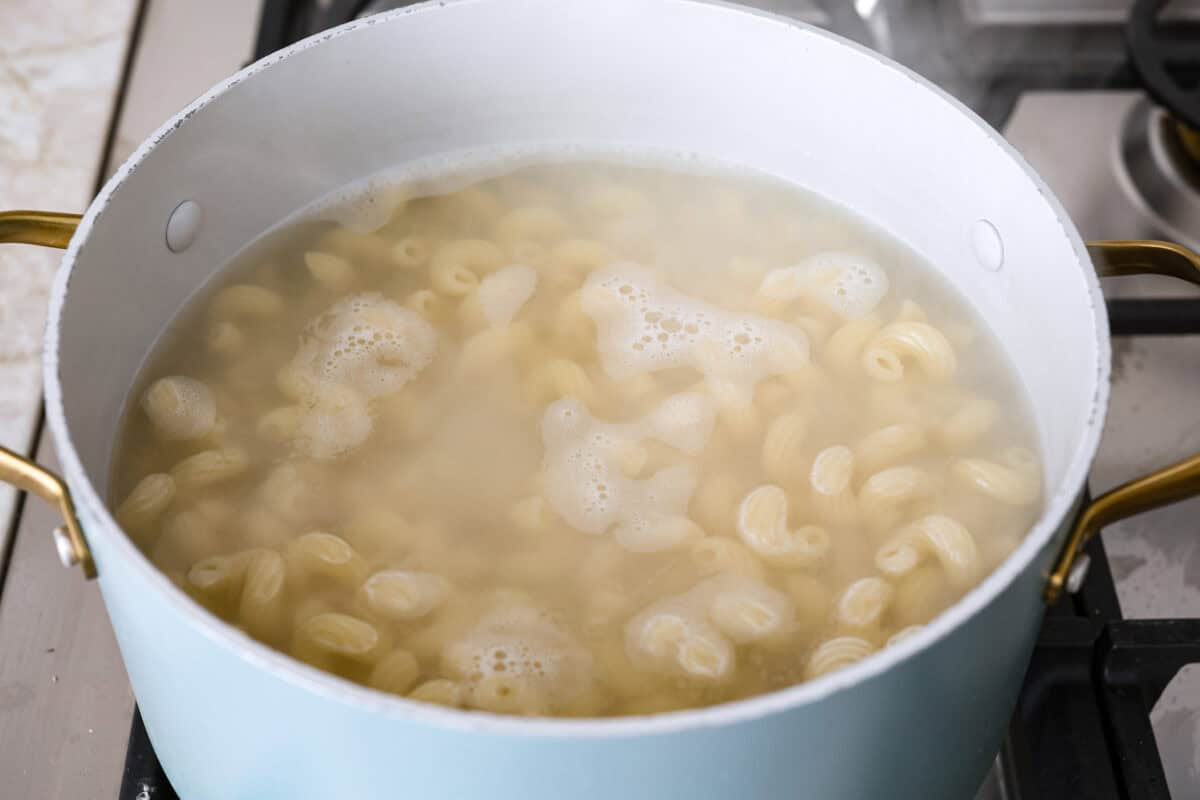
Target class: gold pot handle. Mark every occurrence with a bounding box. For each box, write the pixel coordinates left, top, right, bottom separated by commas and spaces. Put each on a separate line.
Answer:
0, 445, 95, 577
0, 210, 83, 248
0, 209, 93, 578
1044, 239, 1200, 603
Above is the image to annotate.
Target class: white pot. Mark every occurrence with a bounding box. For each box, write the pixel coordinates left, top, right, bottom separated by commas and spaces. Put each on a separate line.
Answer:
3, 2, 1198, 798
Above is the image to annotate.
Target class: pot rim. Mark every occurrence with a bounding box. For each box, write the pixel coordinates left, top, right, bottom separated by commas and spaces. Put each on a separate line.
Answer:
42, 0, 1110, 738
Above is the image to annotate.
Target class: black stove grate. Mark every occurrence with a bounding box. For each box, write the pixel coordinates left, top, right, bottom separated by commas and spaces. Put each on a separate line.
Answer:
1001, 535, 1200, 799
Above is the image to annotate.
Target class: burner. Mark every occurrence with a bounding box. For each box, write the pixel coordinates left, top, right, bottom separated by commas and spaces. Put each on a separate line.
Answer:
1119, 100, 1200, 253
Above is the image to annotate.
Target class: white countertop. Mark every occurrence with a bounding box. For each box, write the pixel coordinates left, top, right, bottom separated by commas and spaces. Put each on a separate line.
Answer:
0, 1, 257, 796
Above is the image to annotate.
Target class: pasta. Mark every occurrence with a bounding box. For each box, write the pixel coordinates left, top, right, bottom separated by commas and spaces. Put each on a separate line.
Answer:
937, 396, 999, 450
368, 649, 421, 695
892, 565, 950, 625
834, 577, 894, 629
142, 376, 216, 441
116, 473, 176, 535
809, 445, 859, 527
151, 509, 221, 573
409, 679, 466, 708
887, 625, 923, 647
546, 239, 614, 288
458, 323, 535, 377
359, 570, 451, 622
304, 250, 355, 291
112, 159, 1044, 717
761, 411, 810, 488
169, 447, 249, 494
404, 288, 445, 321
526, 356, 597, 408
393, 236, 432, 269
209, 284, 284, 320
737, 484, 831, 568
313, 227, 393, 269
206, 321, 244, 356
430, 239, 504, 295
340, 509, 413, 561
295, 612, 386, 664
471, 674, 548, 715
951, 447, 1041, 507
689, 536, 767, 581
285, 532, 369, 587
806, 636, 875, 680
875, 514, 981, 589
493, 206, 569, 245
239, 549, 286, 640
862, 321, 957, 382
552, 291, 597, 359
256, 406, 304, 444
855, 423, 926, 475
782, 573, 831, 631
822, 315, 882, 375
857, 465, 934, 532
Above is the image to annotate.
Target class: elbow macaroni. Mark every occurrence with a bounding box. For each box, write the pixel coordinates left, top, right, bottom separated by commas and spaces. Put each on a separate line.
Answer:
737, 484, 831, 568
951, 447, 1041, 507
806, 636, 875, 680
862, 321, 957, 382
855, 423, 926, 474
875, 514, 981, 589
809, 445, 859, 527
857, 465, 934, 532
761, 411, 810, 488
111, 160, 1047, 717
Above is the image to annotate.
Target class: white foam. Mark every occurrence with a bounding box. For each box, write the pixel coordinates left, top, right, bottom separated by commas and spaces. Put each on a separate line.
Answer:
323, 184, 409, 233
477, 264, 538, 328
580, 263, 809, 406
759, 251, 889, 319
624, 574, 793, 683
443, 605, 594, 713
291, 292, 437, 400
540, 393, 715, 552
295, 383, 372, 459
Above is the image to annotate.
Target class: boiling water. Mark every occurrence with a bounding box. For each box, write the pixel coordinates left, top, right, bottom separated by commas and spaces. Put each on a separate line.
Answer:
110, 157, 1041, 717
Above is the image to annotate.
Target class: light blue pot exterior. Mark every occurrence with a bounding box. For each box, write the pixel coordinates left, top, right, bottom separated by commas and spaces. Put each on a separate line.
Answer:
42, 1, 1109, 798
84, 498, 1076, 800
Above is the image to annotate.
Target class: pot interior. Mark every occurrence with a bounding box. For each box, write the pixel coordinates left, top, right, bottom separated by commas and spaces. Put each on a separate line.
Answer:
56, 0, 1103, 536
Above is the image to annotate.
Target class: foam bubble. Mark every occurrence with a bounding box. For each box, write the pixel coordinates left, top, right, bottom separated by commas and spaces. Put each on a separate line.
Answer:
759, 251, 889, 319
477, 264, 538, 328
443, 605, 595, 713
580, 263, 809, 406
323, 184, 409, 233
295, 383, 372, 459
541, 393, 714, 552
292, 292, 437, 400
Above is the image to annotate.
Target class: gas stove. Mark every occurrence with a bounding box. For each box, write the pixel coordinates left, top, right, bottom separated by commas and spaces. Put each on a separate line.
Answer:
118, 2, 1200, 798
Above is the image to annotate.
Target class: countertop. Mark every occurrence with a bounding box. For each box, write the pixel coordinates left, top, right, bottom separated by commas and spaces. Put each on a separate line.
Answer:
0, 1, 257, 796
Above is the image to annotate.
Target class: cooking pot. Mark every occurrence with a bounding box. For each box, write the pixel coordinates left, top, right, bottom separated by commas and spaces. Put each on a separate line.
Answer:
2, 2, 1200, 798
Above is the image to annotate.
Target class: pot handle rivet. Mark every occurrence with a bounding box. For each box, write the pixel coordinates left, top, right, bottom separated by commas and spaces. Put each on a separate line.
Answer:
1065, 553, 1091, 594
971, 219, 1004, 271
52, 525, 79, 568
166, 200, 202, 253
